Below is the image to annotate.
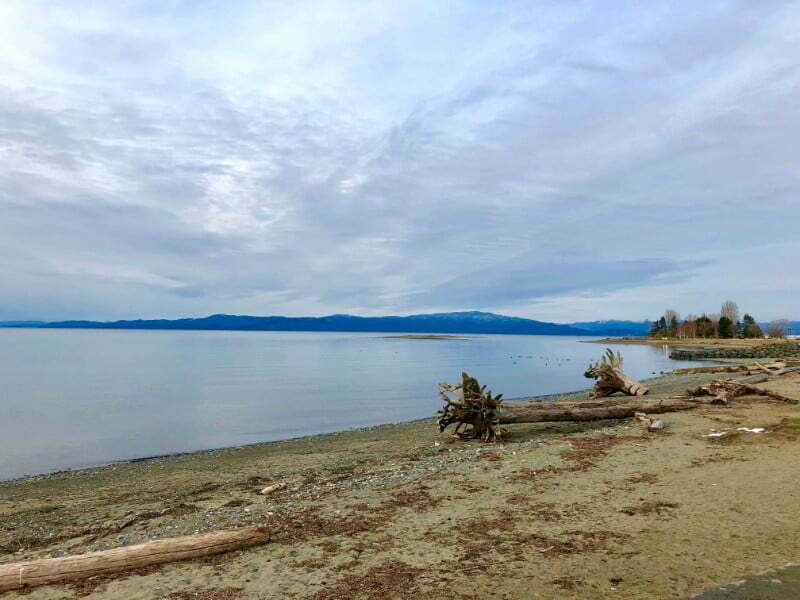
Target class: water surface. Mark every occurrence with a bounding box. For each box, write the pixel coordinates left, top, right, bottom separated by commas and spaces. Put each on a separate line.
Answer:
0, 329, 695, 480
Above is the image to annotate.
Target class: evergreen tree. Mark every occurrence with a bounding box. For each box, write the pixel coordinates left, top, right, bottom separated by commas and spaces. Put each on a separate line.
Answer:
741, 314, 763, 338
718, 316, 734, 338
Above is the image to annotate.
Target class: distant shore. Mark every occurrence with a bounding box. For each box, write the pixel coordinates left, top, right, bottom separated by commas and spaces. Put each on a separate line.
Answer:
589, 336, 800, 361
589, 336, 783, 345
381, 333, 471, 340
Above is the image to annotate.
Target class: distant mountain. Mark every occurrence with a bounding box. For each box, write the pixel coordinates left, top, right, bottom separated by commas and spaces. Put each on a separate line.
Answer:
568, 320, 651, 337
0, 321, 45, 327
8, 311, 593, 336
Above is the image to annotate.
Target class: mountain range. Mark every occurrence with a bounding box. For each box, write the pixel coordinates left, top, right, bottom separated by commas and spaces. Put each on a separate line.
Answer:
5, 313, 791, 337
0, 312, 649, 336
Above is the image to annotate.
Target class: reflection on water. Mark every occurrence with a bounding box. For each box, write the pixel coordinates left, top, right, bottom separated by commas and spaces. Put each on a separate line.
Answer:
0, 329, 704, 480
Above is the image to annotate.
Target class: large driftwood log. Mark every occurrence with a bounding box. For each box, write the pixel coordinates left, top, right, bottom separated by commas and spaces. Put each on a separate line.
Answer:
497, 397, 698, 424
0, 525, 269, 593
438, 373, 695, 439
584, 349, 648, 398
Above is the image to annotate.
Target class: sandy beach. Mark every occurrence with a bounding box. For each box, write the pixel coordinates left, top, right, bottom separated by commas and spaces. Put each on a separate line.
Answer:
2, 368, 800, 599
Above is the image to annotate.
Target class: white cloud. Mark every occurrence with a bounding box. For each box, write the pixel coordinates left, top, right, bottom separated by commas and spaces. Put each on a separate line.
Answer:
0, 0, 798, 321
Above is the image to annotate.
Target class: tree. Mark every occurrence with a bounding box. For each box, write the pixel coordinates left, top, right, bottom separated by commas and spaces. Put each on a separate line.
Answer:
742, 314, 763, 338
767, 319, 790, 339
695, 315, 714, 338
662, 309, 679, 337
682, 314, 697, 338
720, 301, 739, 324
650, 316, 669, 337
649, 321, 661, 337
718, 316, 735, 338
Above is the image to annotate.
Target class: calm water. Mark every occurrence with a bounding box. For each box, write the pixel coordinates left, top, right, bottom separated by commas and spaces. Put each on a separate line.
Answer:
0, 329, 697, 480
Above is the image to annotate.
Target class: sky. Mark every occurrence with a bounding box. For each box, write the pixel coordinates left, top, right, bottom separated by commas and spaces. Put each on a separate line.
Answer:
0, 0, 798, 323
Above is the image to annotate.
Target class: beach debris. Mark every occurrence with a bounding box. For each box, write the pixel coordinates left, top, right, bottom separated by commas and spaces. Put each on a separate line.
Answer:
673, 362, 792, 376
259, 482, 287, 496
739, 427, 766, 433
705, 427, 767, 438
438, 372, 698, 442
0, 525, 270, 593
688, 375, 798, 405
437, 372, 503, 442
584, 349, 649, 398
438, 356, 798, 443
634, 412, 665, 432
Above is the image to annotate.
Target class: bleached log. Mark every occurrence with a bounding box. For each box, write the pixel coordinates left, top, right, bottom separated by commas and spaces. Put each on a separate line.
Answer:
497, 398, 697, 424
584, 349, 648, 398
0, 525, 269, 593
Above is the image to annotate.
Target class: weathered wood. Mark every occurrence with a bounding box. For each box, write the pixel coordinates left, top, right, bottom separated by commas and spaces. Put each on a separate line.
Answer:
584, 349, 648, 398
688, 377, 798, 405
259, 482, 286, 496
0, 525, 270, 593
437, 373, 503, 441
672, 364, 748, 375
634, 411, 665, 431
497, 398, 698, 424
732, 373, 770, 385
773, 366, 800, 376
672, 362, 795, 376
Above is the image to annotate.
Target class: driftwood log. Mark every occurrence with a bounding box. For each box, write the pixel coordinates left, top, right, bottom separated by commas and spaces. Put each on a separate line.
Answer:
673, 362, 800, 376
0, 525, 270, 593
438, 372, 693, 440
497, 397, 698, 424
688, 374, 798, 405
438, 360, 798, 441
584, 349, 648, 398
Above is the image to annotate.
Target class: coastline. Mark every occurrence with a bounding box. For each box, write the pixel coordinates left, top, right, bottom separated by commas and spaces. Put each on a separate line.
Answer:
3, 369, 800, 599
589, 336, 794, 347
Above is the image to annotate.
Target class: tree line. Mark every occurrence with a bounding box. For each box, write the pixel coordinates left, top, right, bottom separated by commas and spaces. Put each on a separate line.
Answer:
649, 301, 792, 339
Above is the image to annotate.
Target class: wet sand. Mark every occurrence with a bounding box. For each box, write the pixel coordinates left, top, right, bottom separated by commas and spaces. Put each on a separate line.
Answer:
2, 371, 800, 599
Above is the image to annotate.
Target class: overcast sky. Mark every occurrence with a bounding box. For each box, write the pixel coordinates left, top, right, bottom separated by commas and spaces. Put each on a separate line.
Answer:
1, 1, 798, 323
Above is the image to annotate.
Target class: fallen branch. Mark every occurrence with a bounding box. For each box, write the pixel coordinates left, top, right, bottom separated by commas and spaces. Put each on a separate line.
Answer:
0, 525, 270, 593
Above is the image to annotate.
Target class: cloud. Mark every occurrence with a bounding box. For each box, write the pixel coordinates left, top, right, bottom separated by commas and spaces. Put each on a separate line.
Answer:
0, 0, 798, 321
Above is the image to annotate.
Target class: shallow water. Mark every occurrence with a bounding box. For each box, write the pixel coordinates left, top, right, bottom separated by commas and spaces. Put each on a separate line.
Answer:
0, 329, 699, 480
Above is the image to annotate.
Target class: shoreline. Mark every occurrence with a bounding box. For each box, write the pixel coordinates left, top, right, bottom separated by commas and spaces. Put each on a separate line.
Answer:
3, 369, 800, 599
3, 377, 672, 486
